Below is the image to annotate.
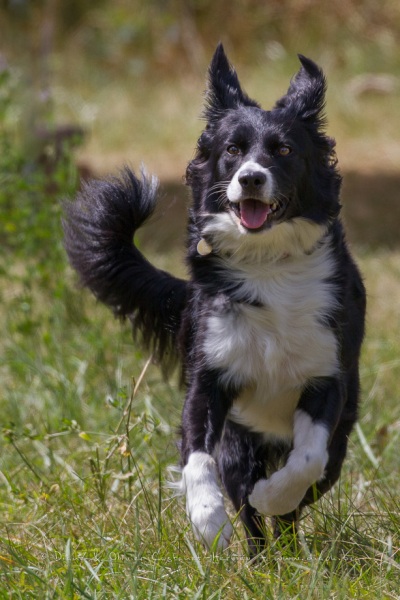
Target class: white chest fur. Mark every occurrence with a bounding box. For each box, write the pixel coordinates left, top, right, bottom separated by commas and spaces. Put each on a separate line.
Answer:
203, 242, 339, 439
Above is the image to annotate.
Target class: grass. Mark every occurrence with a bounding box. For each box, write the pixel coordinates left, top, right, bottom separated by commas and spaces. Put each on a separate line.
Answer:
1, 72, 400, 600
1, 183, 400, 599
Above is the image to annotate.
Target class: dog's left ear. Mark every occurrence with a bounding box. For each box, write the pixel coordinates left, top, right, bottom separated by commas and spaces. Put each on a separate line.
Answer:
204, 43, 260, 124
274, 55, 326, 124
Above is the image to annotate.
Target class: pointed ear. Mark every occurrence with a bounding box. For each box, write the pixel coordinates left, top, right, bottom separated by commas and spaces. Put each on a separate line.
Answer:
274, 55, 326, 124
204, 43, 260, 124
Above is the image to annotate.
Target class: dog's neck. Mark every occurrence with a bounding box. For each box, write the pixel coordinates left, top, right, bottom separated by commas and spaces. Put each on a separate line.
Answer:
199, 216, 328, 266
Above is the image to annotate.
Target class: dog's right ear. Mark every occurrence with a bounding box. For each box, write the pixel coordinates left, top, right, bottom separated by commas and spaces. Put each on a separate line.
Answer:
204, 43, 260, 124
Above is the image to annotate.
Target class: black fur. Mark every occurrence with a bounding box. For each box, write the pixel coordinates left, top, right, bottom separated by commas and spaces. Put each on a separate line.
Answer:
63, 44, 366, 555
63, 169, 187, 374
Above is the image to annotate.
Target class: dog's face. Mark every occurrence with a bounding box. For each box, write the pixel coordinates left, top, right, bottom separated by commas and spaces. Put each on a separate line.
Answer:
187, 44, 341, 258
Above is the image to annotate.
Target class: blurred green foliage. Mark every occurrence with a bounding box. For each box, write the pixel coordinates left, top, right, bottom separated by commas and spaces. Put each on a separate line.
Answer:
2, 0, 400, 77
0, 67, 80, 260
2, 0, 400, 178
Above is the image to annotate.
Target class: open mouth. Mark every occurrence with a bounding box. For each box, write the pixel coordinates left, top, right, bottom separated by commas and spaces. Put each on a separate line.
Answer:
229, 199, 285, 231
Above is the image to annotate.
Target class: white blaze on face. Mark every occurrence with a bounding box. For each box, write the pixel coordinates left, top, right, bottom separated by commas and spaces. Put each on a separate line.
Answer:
226, 161, 276, 230
226, 161, 274, 203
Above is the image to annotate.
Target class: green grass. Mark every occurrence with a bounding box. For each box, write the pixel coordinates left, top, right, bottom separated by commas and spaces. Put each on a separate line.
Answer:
1, 69, 400, 599
1, 180, 400, 598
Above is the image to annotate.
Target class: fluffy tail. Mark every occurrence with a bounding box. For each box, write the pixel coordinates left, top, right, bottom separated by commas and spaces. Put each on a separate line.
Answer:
63, 168, 188, 373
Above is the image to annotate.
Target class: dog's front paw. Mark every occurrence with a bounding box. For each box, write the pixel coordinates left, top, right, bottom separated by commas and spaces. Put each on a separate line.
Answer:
189, 501, 233, 550
183, 451, 232, 550
248, 471, 306, 516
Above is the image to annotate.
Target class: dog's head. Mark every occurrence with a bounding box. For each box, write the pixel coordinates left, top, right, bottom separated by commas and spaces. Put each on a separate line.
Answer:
187, 44, 341, 260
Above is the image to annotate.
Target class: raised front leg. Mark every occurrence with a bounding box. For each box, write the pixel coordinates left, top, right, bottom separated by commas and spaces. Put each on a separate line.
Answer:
301, 368, 360, 507
249, 377, 344, 516
180, 369, 237, 550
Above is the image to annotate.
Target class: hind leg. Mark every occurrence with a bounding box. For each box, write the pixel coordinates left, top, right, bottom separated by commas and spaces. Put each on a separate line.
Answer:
217, 422, 267, 556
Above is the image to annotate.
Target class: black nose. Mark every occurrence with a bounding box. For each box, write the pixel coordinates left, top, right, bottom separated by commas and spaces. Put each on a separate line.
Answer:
238, 170, 267, 191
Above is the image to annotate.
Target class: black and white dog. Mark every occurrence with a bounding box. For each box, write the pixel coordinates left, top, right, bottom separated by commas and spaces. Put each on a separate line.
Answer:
63, 44, 366, 555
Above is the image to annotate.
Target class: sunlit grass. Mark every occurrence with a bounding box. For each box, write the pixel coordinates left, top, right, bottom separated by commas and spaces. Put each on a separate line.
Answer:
1, 55, 400, 594
1, 233, 399, 596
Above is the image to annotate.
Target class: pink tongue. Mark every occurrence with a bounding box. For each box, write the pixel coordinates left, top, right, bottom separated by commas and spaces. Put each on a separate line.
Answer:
240, 199, 271, 229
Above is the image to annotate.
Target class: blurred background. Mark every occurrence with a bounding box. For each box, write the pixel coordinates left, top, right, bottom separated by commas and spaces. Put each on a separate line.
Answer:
1, 0, 400, 248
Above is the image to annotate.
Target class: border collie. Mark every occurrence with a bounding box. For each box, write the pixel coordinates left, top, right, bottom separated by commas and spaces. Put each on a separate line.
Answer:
63, 44, 366, 555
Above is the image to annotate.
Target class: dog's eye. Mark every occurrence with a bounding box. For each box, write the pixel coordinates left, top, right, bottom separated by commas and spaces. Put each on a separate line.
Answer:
227, 144, 240, 156
277, 145, 292, 157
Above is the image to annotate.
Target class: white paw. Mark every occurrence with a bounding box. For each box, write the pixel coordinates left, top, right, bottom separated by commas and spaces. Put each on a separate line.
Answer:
189, 501, 233, 550
248, 470, 306, 516
182, 451, 232, 550
249, 412, 330, 516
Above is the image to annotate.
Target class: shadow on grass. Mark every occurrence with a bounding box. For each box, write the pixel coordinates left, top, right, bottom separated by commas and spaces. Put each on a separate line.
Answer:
137, 170, 400, 253
341, 170, 400, 250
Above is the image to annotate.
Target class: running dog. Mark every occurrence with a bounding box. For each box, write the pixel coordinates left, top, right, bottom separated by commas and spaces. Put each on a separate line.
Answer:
63, 44, 366, 555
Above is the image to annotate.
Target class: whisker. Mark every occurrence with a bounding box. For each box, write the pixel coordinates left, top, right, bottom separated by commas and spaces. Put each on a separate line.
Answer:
216, 193, 228, 209
208, 181, 230, 195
